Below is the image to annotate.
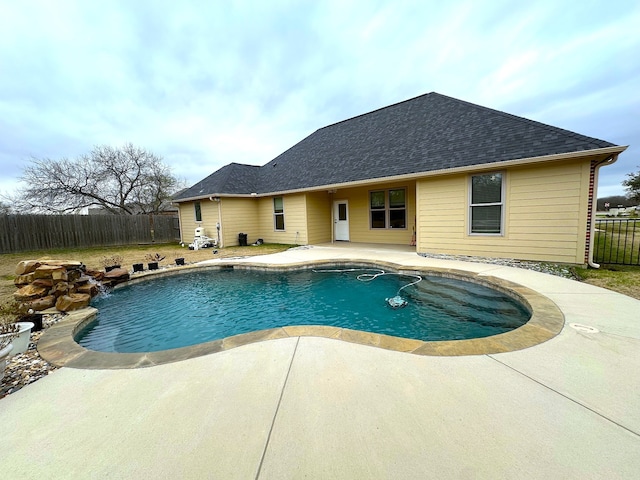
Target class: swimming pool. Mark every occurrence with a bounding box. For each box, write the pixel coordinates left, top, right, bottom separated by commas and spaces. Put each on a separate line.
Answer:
76, 265, 531, 353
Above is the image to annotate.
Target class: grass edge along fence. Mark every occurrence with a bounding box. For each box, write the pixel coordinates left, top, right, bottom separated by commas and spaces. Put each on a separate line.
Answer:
0, 214, 180, 254
593, 218, 640, 266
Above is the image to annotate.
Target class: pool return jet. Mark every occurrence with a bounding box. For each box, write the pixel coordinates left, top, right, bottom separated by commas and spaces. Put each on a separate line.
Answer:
312, 268, 422, 309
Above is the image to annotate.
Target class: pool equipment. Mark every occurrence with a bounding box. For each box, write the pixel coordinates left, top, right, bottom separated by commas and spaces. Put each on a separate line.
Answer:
313, 268, 422, 308
189, 227, 217, 250
386, 295, 408, 309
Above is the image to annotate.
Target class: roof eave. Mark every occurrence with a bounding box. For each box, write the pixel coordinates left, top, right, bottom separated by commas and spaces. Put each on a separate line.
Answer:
262, 145, 629, 196
172, 192, 259, 203
174, 145, 627, 201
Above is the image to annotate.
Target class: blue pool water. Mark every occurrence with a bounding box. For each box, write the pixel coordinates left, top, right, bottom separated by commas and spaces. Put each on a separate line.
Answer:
76, 267, 531, 353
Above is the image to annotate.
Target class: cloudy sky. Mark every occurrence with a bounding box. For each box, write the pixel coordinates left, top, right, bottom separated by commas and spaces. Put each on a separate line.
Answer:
1, 0, 639, 202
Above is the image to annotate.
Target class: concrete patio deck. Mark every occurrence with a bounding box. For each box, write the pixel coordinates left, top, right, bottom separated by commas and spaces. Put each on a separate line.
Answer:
1, 244, 639, 479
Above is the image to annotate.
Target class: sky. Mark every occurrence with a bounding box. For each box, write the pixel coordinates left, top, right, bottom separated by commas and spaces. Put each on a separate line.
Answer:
1, 0, 639, 203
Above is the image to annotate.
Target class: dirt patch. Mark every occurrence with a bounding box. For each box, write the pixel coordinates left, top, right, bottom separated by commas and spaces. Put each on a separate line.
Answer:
0, 243, 291, 305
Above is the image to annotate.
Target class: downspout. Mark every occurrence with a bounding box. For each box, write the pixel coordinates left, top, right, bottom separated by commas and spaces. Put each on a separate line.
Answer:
587, 155, 618, 268
175, 203, 184, 245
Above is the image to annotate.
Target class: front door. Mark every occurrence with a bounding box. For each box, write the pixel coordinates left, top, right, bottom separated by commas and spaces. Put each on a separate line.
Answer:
334, 200, 349, 241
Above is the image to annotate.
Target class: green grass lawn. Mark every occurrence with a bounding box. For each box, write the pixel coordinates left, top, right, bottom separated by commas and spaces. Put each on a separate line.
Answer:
593, 220, 640, 265
575, 264, 640, 300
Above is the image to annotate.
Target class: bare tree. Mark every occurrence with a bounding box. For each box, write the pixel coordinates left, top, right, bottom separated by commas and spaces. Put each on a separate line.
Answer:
17, 143, 182, 214
623, 166, 640, 204
0, 200, 13, 214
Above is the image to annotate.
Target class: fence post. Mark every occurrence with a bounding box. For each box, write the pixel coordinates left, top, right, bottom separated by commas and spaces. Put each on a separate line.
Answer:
150, 214, 155, 243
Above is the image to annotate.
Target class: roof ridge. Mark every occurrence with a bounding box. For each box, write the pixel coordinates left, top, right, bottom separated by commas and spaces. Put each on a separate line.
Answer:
228, 162, 261, 168
439, 94, 610, 146
217, 162, 235, 186
262, 129, 318, 167
318, 91, 439, 131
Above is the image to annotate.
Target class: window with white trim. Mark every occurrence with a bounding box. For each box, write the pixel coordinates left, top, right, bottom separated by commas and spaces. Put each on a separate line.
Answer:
273, 197, 285, 231
370, 188, 406, 229
469, 173, 503, 234
194, 201, 202, 222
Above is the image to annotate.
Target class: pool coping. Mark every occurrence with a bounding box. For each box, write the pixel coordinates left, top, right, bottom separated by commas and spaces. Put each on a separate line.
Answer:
37, 259, 565, 369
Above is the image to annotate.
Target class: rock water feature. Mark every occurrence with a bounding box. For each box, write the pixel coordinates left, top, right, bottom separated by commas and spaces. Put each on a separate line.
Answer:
13, 260, 130, 313
2, 259, 132, 398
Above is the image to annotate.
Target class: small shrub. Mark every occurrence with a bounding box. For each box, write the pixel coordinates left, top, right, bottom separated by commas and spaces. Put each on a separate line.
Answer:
0, 299, 20, 326
0, 300, 20, 349
101, 255, 124, 268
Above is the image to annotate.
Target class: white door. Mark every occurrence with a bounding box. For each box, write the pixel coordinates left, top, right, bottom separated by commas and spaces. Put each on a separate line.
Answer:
334, 200, 349, 241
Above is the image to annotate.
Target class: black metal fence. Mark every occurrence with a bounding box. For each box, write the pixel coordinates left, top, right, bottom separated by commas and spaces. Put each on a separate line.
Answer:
593, 218, 640, 265
0, 214, 180, 254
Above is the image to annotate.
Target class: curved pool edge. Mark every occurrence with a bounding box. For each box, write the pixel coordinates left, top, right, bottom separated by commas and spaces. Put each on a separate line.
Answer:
37, 260, 565, 369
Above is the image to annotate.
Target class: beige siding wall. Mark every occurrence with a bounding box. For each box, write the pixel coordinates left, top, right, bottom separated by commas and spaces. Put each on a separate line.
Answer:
177, 160, 589, 263
177, 200, 220, 244
306, 191, 332, 244
416, 160, 591, 263
219, 197, 259, 246
334, 181, 416, 245
257, 194, 308, 245
178, 183, 415, 248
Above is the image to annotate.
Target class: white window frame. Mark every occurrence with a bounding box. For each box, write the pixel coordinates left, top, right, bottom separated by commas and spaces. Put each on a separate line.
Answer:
194, 201, 202, 222
468, 172, 505, 236
273, 197, 285, 231
369, 188, 407, 229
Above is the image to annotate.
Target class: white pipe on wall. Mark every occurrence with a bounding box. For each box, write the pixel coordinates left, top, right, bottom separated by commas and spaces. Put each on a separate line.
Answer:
209, 196, 223, 247
588, 155, 618, 269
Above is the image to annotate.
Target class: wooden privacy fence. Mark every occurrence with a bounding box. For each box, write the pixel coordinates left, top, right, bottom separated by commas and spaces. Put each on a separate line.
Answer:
0, 214, 180, 253
593, 218, 640, 266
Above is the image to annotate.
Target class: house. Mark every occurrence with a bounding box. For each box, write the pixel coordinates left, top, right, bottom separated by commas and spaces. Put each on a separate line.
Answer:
172, 92, 627, 265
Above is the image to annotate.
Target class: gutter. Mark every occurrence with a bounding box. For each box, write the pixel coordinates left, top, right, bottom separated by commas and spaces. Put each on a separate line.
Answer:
266, 146, 630, 197
171, 146, 629, 202
587, 153, 622, 268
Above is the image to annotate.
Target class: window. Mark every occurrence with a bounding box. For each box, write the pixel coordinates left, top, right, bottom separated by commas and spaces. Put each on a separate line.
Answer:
273, 197, 285, 231
370, 191, 386, 228
389, 189, 406, 228
194, 201, 202, 222
470, 173, 503, 234
370, 188, 406, 229
338, 203, 347, 221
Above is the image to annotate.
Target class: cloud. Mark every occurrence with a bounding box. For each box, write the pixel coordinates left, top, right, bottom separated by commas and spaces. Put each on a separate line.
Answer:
0, 0, 638, 201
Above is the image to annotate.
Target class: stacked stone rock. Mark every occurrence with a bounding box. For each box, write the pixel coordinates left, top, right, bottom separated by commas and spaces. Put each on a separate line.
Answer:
13, 260, 130, 313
